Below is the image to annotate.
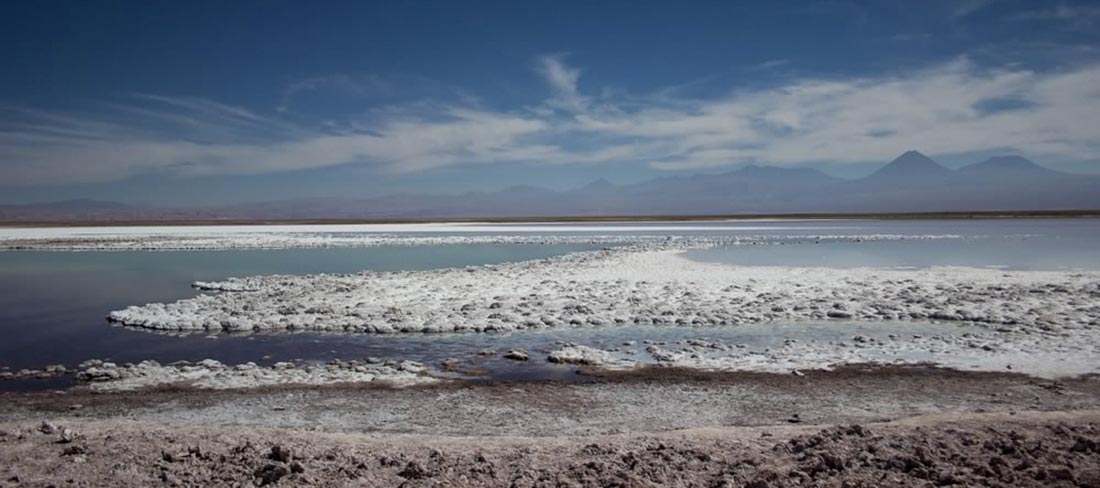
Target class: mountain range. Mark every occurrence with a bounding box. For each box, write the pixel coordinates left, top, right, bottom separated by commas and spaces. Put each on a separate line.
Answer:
2, 151, 1099, 221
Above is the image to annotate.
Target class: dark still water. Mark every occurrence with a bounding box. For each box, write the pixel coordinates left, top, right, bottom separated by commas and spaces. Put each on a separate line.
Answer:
0, 244, 598, 373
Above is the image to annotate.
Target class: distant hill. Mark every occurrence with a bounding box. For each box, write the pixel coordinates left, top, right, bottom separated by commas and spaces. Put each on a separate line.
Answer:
3, 151, 1099, 221
0, 199, 135, 221
819, 152, 1100, 212
860, 150, 954, 186
958, 156, 1060, 178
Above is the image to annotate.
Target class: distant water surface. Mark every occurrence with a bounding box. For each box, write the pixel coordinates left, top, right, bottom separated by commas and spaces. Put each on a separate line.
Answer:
0, 218, 1096, 390
685, 218, 1100, 270
0, 244, 597, 374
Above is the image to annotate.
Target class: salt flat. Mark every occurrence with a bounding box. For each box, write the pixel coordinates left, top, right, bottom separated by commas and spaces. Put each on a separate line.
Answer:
0, 221, 847, 239
73, 358, 437, 391
105, 241, 1100, 380
0, 226, 950, 250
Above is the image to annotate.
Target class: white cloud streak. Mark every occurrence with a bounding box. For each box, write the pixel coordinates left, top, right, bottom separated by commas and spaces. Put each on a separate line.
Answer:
535, 54, 586, 112
949, 0, 995, 20
1, 56, 1099, 186
1008, 3, 1100, 31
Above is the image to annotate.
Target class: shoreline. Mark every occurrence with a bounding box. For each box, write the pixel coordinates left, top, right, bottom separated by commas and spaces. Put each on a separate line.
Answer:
4, 364, 1097, 434
2, 216, 1097, 485
98, 246, 1100, 379
3, 366, 1099, 486
2, 208, 1099, 228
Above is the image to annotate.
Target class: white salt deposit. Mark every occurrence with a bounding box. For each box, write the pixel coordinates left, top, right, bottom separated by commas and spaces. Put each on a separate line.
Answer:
547, 332, 1100, 379
74, 358, 438, 391
547, 344, 636, 369
109, 245, 1097, 335
0, 221, 849, 240
101, 242, 1100, 378
1, 233, 627, 251
0, 229, 954, 251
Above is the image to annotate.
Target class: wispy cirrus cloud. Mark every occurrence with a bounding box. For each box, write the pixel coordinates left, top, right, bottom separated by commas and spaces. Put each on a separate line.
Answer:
574, 58, 1100, 170
277, 74, 391, 112
1007, 3, 1100, 31
748, 59, 791, 72
0, 99, 551, 185
535, 54, 586, 112
1, 55, 1099, 186
948, 0, 995, 20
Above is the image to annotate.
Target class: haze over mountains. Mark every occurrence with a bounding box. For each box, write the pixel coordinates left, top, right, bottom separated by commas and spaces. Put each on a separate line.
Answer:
3, 151, 1099, 221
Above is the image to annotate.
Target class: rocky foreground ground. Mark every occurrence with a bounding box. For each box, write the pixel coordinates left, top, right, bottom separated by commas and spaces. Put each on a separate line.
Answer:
2, 410, 1098, 487
2, 367, 1100, 487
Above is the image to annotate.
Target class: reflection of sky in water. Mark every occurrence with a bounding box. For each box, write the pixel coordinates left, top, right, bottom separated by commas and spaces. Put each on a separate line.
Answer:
682, 217, 1100, 271
0, 218, 1097, 383
4, 217, 1097, 239
685, 228, 1100, 271
0, 244, 597, 372
2, 320, 982, 392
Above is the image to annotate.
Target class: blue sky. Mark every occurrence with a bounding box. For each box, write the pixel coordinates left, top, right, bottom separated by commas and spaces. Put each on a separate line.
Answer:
2, 0, 1099, 205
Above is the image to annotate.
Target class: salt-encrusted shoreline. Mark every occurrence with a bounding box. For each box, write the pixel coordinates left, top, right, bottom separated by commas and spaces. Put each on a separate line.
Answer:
0, 233, 633, 251
102, 241, 1100, 378
0, 231, 961, 251
72, 358, 439, 391
544, 329, 1100, 379
109, 244, 1098, 335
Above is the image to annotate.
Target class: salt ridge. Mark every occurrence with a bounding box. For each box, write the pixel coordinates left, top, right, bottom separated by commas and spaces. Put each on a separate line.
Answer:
99, 241, 1100, 378
1, 232, 960, 251
74, 358, 438, 391
108, 243, 1097, 334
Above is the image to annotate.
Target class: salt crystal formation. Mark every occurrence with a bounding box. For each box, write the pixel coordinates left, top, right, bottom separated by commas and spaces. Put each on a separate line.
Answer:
0, 230, 958, 251
74, 358, 437, 391
98, 239, 1100, 379
109, 246, 1098, 335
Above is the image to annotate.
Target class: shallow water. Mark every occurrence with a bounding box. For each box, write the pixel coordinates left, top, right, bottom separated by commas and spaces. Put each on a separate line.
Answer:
5, 216, 1095, 240
0, 244, 598, 372
1, 320, 984, 391
181, 320, 982, 381
0, 218, 1096, 389
685, 218, 1100, 270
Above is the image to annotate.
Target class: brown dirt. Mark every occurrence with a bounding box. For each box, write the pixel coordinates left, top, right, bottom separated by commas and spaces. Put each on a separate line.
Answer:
5, 366, 1099, 436
2, 367, 1100, 486
1, 411, 1099, 487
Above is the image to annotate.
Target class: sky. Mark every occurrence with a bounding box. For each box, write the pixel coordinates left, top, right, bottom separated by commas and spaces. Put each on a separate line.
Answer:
1, 0, 1099, 206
